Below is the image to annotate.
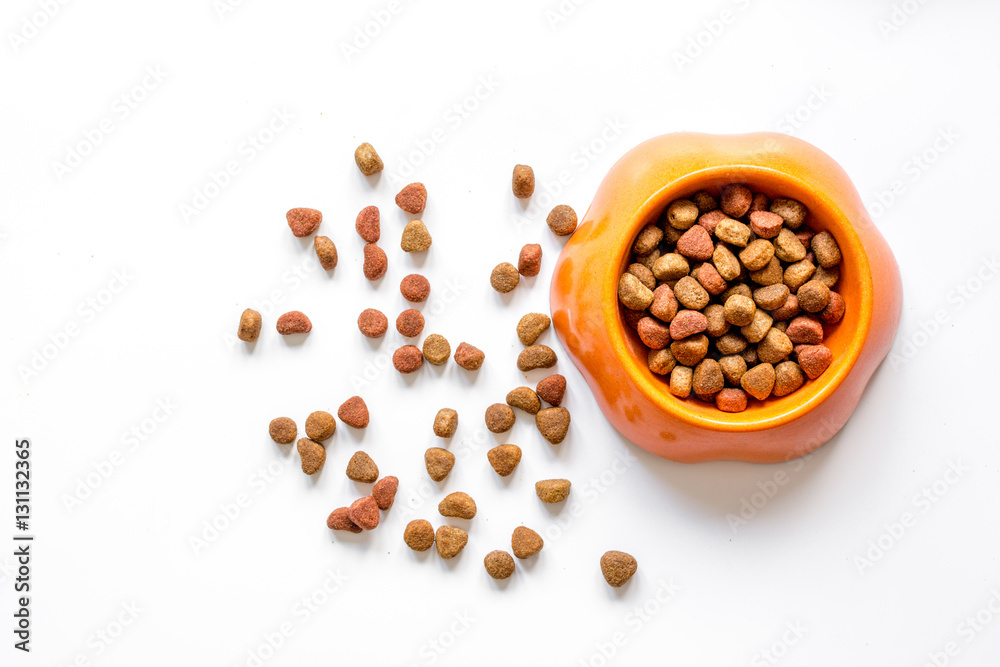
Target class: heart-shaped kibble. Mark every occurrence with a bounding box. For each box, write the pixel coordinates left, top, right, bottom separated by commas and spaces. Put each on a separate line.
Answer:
535, 407, 570, 444
511, 526, 543, 559
395, 182, 427, 214
487, 444, 522, 477
286, 207, 322, 237
337, 396, 370, 429
600, 550, 637, 588
535, 374, 566, 407
346, 451, 379, 483
347, 496, 380, 531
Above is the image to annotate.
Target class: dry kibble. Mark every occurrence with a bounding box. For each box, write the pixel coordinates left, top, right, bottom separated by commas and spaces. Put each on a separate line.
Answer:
401, 220, 432, 252
797, 280, 831, 313
422, 334, 451, 365
773, 228, 807, 263
314, 236, 338, 270
698, 210, 728, 235
741, 363, 776, 400
749, 210, 783, 238
433, 408, 458, 437
703, 304, 729, 338
546, 205, 578, 236
773, 361, 806, 396
536, 407, 570, 444
724, 294, 756, 327
648, 348, 677, 375
770, 198, 808, 229
372, 476, 398, 510
395, 182, 427, 214
517, 345, 557, 372
487, 444, 522, 477
357, 308, 388, 338
813, 265, 840, 288
637, 248, 661, 272
618, 273, 654, 310
404, 520, 435, 551
649, 284, 679, 322
797, 344, 833, 379
518, 244, 542, 277
346, 451, 379, 483
716, 388, 748, 413
491, 262, 520, 293
363, 243, 388, 280
692, 359, 724, 395
740, 308, 773, 344
392, 345, 423, 373
454, 342, 485, 370
753, 283, 790, 310
396, 309, 425, 337
512, 164, 535, 198
750, 193, 770, 214
811, 231, 842, 268
600, 551, 637, 588
715, 217, 751, 247
669, 365, 693, 398
305, 411, 336, 441
784, 259, 816, 292
715, 332, 748, 355
674, 276, 710, 310
713, 244, 742, 281
439, 492, 477, 519
669, 310, 708, 339
750, 257, 784, 286
652, 253, 691, 281
623, 308, 646, 330
771, 293, 801, 322
536, 374, 566, 406
425, 448, 456, 481
819, 291, 846, 324
506, 387, 541, 414
694, 262, 727, 295
354, 143, 383, 176
786, 315, 824, 344
637, 317, 672, 349
485, 403, 516, 433
741, 346, 758, 365
666, 199, 700, 230
484, 550, 515, 580
355, 205, 380, 242
670, 334, 709, 366
297, 438, 325, 475
511, 526, 543, 559
721, 283, 753, 302
628, 263, 656, 291
435, 526, 468, 559
720, 184, 753, 218
757, 328, 794, 364
327, 507, 362, 533
348, 496, 380, 531
268, 417, 296, 444
719, 355, 747, 386
633, 224, 664, 255
739, 239, 775, 272
691, 191, 718, 213
400, 274, 431, 302
535, 479, 571, 503
286, 208, 322, 237
338, 396, 370, 429
676, 225, 714, 261
517, 313, 551, 345
238, 308, 262, 343
276, 311, 311, 335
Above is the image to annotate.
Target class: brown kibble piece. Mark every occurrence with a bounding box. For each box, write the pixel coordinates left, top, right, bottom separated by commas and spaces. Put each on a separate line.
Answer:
536, 374, 566, 406
628, 263, 656, 291
517, 313, 551, 345
669, 310, 708, 339
535, 479, 571, 503
358, 308, 388, 338
666, 199, 700, 230
314, 236, 338, 270
668, 366, 693, 397
276, 311, 312, 335
511, 526, 544, 558
749, 210, 784, 239
749, 192, 770, 214
786, 315, 824, 345
652, 253, 690, 281
697, 210, 728, 235
818, 291, 846, 324
355, 205, 380, 242
676, 225, 714, 261
425, 448, 456, 482
753, 283, 791, 310
354, 143, 383, 176
770, 198, 808, 229
739, 239, 775, 272
811, 231, 842, 268
784, 259, 816, 292
716, 388, 748, 413
673, 276, 710, 310
346, 451, 379, 483
372, 476, 398, 510
719, 355, 747, 386
695, 262, 727, 296
396, 309, 425, 337
491, 262, 520, 293
724, 294, 756, 327
327, 507, 362, 533
797, 345, 833, 379
638, 317, 672, 349
512, 164, 535, 198
506, 387, 541, 414
286, 208, 322, 237
268, 417, 296, 444
395, 183, 427, 214
750, 257, 784, 286
305, 411, 336, 441
392, 345, 423, 373
338, 396, 370, 429
546, 205, 578, 236
774, 228, 807, 263
433, 408, 458, 437
484, 550, 515, 580
797, 280, 831, 313
637, 248, 661, 272
404, 520, 435, 551
715, 217, 751, 247
773, 361, 806, 397
813, 265, 840, 288
600, 550, 637, 588
401, 220, 432, 252
715, 332, 748, 355
422, 334, 451, 365
518, 244, 542, 277
439, 492, 477, 519
633, 224, 664, 255
517, 345, 557, 372
238, 309, 262, 342
618, 273, 654, 310
536, 407, 570, 444
485, 403, 516, 433
740, 362, 776, 400
454, 342, 485, 370
691, 191, 718, 213
721, 184, 753, 218
400, 274, 431, 302
713, 244, 742, 281
347, 496, 380, 530
435, 526, 468, 558
297, 438, 326, 475
740, 308, 773, 344
487, 444, 522, 477
692, 359, 724, 396
757, 328, 794, 364
771, 294, 801, 322
670, 333, 709, 366
363, 243, 388, 280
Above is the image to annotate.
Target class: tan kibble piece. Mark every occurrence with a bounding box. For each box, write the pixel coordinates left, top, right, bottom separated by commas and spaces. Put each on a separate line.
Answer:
797, 279, 831, 313
670, 333, 709, 366
652, 253, 690, 281
813, 265, 840, 289
511, 526, 544, 558
600, 550, 638, 588
773, 361, 806, 396
703, 304, 730, 338
422, 334, 452, 365
649, 284, 679, 322
314, 236, 338, 270
673, 276, 710, 310
724, 294, 756, 327
648, 348, 677, 375
741, 346, 758, 365
750, 257, 783, 286
238, 309, 262, 342
546, 205, 578, 236
535, 479, 571, 503
753, 283, 791, 310
487, 444, 522, 477
517, 313, 551, 345
712, 244, 742, 281
484, 550, 515, 580
491, 262, 520, 293
401, 220, 432, 252
770, 198, 808, 229
669, 365, 693, 398
433, 408, 458, 438
692, 359, 724, 395
297, 438, 326, 475
618, 273, 654, 310
811, 231, 842, 268
439, 492, 477, 519
506, 387, 541, 414
739, 239, 775, 272
663, 224, 683, 244
346, 451, 379, 483
518, 244, 542, 277
774, 320, 789, 333
435, 526, 468, 559
269, 417, 296, 444
666, 199, 700, 230
628, 263, 656, 291
633, 224, 664, 255
305, 411, 336, 441
404, 520, 435, 551
784, 259, 816, 292
454, 342, 485, 370
719, 355, 748, 386
517, 345, 557, 372
354, 143, 384, 175
485, 403, 516, 433
773, 228, 807, 263
536, 407, 570, 444
715, 332, 748, 355
741, 362, 776, 400
740, 308, 773, 344
512, 164, 535, 198
757, 327, 794, 364
691, 190, 718, 213
425, 448, 456, 482
715, 218, 751, 247
721, 184, 753, 218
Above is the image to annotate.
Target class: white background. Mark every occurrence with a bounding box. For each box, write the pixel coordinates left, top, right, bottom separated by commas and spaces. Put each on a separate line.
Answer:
2, 1, 999, 665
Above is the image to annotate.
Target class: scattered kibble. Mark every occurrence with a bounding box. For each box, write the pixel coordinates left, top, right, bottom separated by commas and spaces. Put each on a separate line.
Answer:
268, 417, 296, 444
600, 550, 637, 587
297, 438, 325, 475
536, 374, 566, 406
439, 492, 477, 519
485, 403, 516, 433
357, 308, 388, 338
484, 550, 516, 580
355, 205, 380, 243
512, 164, 535, 199
337, 396, 370, 429
276, 311, 312, 335
454, 342, 485, 371
286, 208, 322, 237
400, 274, 431, 302
435, 526, 468, 559
395, 183, 427, 214
401, 220, 432, 252
348, 496, 380, 530
491, 262, 520, 293
536, 407, 570, 444
546, 204, 578, 236
393, 345, 423, 373
506, 387, 541, 414
404, 519, 435, 551
372, 476, 398, 510
511, 526, 543, 559
535, 478, 571, 503
422, 334, 451, 365
305, 411, 336, 441
487, 444, 521, 477
516, 313, 550, 345
425, 448, 456, 482
433, 408, 458, 437
396, 309, 425, 337
518, 244, 542, 277
238, 309, 262, 342
327, 507, 362, 533
346, 451, 379, 483
517, 345, 557, 372
354, 143, 384, 176
314, 236, 338, 270
363, 243, 388, 280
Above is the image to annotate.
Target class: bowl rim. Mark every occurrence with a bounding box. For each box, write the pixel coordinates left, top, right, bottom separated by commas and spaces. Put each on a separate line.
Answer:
604, 164, 874, 432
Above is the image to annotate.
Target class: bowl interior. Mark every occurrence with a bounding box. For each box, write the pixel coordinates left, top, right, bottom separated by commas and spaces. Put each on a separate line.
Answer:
612, 165, 873, 432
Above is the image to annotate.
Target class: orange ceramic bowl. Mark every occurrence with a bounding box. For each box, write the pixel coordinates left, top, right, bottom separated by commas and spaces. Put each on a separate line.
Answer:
549, 132, 902, 463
